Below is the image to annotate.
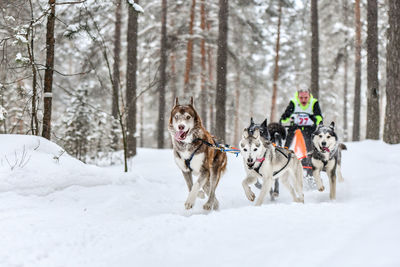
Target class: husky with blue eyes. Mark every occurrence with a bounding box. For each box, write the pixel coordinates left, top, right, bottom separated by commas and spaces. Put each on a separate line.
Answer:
239, 125, 304, 206
311, 122, 347, 200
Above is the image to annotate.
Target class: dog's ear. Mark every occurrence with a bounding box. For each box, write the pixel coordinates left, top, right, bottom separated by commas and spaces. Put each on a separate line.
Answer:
261, 118, 268, 128
174, 97, 179, 106
243, 128, 249, 139
329, 121, 335, 130
189, 97, 194, 106
250, 117, 255, 126
253, 128, 260, 139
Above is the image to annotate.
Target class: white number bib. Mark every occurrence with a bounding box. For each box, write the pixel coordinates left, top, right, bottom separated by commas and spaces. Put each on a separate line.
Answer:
293, 113, 314, 126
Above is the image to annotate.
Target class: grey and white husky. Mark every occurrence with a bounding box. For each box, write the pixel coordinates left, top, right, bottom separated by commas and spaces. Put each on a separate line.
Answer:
239, 127, 304, 206
311, 122, 347, 200
247, 118, 287, 198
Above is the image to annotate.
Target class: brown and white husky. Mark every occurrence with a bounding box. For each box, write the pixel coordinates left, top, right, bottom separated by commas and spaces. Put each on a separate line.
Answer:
168, 97, 227, 210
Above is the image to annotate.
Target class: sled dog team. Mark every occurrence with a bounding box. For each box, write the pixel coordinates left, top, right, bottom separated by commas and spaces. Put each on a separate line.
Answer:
168, 97, 347, 210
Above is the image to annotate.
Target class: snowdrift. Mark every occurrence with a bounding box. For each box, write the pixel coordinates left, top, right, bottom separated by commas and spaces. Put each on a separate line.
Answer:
0, 134, 122, 195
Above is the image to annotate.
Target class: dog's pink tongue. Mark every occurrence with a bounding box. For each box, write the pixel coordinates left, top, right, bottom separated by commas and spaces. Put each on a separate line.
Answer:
175, 130, 184, 141
323, 147, 330, 152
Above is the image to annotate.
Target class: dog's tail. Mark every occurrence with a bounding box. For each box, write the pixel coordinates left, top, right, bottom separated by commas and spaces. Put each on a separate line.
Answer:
339, 143, 347, 150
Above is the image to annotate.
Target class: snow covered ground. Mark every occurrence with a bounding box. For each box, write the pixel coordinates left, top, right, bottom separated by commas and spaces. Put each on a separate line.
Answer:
0, 134, 399, 267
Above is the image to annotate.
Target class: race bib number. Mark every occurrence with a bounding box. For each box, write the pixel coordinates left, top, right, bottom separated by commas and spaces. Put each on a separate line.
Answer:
293, 113, 314, 126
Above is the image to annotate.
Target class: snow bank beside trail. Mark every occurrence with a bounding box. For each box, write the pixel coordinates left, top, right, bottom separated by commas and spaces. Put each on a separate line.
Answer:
0, 135, 126, 195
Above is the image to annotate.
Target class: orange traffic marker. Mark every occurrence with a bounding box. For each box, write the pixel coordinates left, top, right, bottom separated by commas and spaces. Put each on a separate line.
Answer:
292, 129, 307, 160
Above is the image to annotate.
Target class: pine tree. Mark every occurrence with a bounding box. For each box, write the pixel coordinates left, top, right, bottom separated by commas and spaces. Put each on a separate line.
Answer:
157, 0, 168, 148
353, 0, 362, 141
383, 0, 400, 144
215, 0, 228, 141
366, 0, 380, 139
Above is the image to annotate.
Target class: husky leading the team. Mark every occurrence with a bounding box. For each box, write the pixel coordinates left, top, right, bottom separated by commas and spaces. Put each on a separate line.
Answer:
168, 97, 227, 210
168, 95, 347, 210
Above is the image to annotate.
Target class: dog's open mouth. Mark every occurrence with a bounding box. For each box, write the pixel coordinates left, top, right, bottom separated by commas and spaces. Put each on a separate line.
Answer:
320, 146, 330, 153
175, 129, 189, 141
247, 162, 255, 169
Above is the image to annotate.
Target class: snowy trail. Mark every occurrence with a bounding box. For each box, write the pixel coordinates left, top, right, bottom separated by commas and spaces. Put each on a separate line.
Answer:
0, 135, 399, 267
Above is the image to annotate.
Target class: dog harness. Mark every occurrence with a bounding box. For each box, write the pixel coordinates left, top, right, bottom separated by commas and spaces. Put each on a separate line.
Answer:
254, 147, 292, 177
311, 143, 338, 167
184, 138, 240, 172
184, 140, 204, 172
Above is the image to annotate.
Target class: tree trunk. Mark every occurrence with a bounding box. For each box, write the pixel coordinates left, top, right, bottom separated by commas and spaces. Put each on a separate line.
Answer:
112, 0, 122, 149
383, 0, 400, 144
342, 0, 349, 142
353, 0, 362, 141
215, 0, 228, 141
366, 0, 380, 139
270, 1, 282, 122
207, 20, 214, 132
234, 68, 240, 145
311, 0, 319, 99
157, 0, 168, 148
126, 0, 139, 157
200, 0, 207, 127
140, 97, 144, 147
170, 17, 177, 102
28, 0, 39, 136
183, 0, 196, 95
42, 0, 56, 140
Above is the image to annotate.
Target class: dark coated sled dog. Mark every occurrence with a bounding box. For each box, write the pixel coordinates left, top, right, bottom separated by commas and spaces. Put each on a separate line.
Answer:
239, 125, 304, 206
168, 97, 227, 210
311, 122, 347, 200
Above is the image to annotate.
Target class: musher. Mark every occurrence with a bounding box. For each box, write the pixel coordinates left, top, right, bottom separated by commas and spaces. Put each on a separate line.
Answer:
280, 88, 323, 176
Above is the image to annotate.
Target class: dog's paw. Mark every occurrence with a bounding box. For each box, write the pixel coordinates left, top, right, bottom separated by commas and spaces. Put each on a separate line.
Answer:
197, 190, 205, 199
338, 176, 344, 183
184, 201, 194, 209
246, 191, 256, 202
318, 185, 325, 192
203, 202, 213, 210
